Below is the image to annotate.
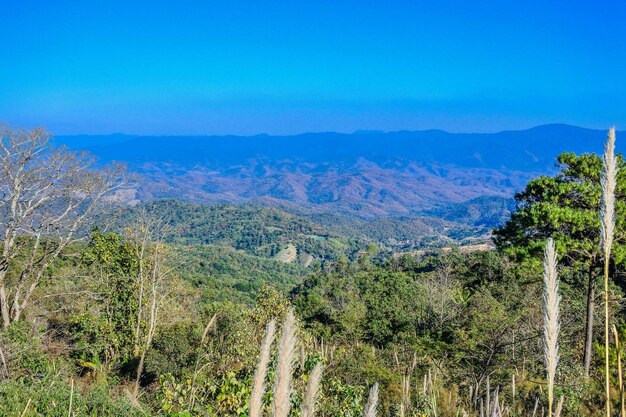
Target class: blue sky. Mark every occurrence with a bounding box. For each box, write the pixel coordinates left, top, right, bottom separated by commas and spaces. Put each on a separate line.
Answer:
1, 1, 625, 135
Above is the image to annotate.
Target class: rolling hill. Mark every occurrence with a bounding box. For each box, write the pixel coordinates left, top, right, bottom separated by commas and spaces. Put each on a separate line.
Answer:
55, 124, 613, 219
109, 199, 366, 266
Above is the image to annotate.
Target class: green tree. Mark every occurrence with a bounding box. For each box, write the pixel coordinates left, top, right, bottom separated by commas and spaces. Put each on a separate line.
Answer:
494, 151, 626, 375
81, 228, 139, 366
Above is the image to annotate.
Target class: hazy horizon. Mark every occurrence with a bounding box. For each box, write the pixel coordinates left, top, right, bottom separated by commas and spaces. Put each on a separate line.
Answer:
40, 122, 619, 139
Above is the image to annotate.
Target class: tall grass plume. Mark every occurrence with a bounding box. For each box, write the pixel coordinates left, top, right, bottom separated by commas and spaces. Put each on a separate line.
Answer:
543, 238, 560, 416
601, 127, 617, 417
273, 311, 297, 417
301, 362, 323, 417
364, 383, 379, 417
250, 319, 276, 417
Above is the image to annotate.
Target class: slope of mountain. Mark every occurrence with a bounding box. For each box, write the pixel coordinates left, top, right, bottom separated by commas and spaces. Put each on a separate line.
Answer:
422, 196, 516, 228
112, 199, 367, 265
173, 244, 307, 303
56, 124, 612, 219
109, 200, 511, 259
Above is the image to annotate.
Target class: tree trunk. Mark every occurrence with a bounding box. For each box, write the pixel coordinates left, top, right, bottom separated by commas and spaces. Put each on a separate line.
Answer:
0, 281, 10, 328
133, 347, 147, 399
133, 243, 146, 356
584, 265, 596, 377
133, 251, 160, 399
133, 294, 157, 398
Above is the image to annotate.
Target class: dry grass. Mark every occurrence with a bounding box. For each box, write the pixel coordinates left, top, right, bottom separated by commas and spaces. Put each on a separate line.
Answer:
364, 383, 379, 417
543, 238, 560, 416
554, 396, 564, 417
301, 362, 323, 417
273, 311, 297, 417
250, 319, 276, 417
612, 324, 626, 417
601, 127, 617, 417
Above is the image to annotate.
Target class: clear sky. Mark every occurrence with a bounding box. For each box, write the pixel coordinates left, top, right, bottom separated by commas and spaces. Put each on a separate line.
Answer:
1, 1, 625, 135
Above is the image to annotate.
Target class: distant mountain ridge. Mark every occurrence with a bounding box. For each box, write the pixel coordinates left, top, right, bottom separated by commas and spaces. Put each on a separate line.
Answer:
55, 124, 614, 219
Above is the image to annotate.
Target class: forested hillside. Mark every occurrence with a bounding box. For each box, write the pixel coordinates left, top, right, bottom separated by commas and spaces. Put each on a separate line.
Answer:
111, 200, 364, 265
107, 198, 507, 259
1, 126, 626, 417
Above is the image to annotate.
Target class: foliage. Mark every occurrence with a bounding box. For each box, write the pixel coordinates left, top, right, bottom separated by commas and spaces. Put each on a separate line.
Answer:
145, 322, 201, 381
174, 244, 305, 304
0, 322, 52, 378
80, 228, 140, 366
0, 377, 144, 417
2, 150, 626, 416
494, 152, 626, 271
114, 200, 367, 263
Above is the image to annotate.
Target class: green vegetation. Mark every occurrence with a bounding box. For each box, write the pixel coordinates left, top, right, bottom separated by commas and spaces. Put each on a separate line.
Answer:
172, 244, 307, 304
113, 200, 367, 264
308, 202, 504, 252
2, 126, 626, 416
494, 149, 626, 376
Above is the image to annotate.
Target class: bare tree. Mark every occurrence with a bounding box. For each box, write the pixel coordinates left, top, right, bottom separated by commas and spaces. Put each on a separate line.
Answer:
125, 208, 155, 356
129, 213, 172, 398
0, 126, 128, 327
423, 257, 462, 333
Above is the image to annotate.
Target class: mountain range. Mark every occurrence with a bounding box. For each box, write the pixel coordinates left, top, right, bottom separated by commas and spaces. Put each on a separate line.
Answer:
55, 124, 613, 219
